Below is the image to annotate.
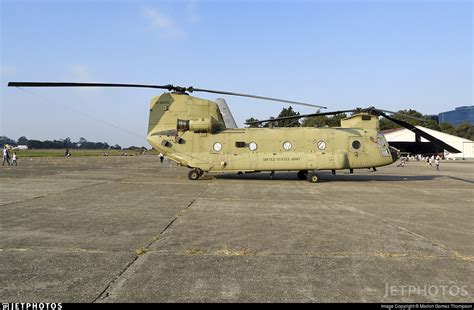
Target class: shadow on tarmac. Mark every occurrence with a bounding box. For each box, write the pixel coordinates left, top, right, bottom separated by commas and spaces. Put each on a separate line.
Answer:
213, 171, 440, 182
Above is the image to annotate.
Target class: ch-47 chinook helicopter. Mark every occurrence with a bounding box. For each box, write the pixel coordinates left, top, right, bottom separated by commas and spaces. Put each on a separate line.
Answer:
8, 82, 460, 183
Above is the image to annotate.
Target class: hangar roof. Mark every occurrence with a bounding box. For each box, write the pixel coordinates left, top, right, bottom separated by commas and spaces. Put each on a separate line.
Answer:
383, 126, 472, 143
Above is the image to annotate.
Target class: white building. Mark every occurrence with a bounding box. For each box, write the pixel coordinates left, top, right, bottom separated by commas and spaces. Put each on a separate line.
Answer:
384, 126, 474, 160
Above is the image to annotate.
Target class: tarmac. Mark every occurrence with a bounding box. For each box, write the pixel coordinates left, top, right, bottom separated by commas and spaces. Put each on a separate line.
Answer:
0, 155, 473, 302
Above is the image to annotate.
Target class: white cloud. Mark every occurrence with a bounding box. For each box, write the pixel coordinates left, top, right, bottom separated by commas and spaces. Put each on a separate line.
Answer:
70, 64, 95, 82
142, 7, 188, 40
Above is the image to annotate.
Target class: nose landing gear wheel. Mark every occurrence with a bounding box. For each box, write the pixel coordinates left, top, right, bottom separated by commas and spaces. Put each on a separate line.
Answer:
188, 169, 201, 180
307, 173, 319, 183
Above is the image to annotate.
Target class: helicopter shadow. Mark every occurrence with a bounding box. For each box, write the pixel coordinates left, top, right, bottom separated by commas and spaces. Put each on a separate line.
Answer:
214, 171, 441, 183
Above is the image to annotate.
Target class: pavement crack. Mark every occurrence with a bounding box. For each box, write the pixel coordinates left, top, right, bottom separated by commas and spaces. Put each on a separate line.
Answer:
92, 198, 197, 303
156, 199, 196, 239
92, 253, 140, 303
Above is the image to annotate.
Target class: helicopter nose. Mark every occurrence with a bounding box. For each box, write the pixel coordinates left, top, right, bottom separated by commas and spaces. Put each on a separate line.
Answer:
389, 146, 399, 162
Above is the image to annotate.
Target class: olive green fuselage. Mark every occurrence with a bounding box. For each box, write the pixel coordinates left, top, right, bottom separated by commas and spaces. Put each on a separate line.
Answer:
146, 93, 395, 173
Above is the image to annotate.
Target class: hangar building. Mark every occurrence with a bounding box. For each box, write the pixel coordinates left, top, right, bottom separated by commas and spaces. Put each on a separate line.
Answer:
384, 126, 474, 160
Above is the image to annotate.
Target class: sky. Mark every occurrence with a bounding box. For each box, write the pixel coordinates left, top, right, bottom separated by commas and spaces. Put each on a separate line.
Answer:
1, 0, 472, 147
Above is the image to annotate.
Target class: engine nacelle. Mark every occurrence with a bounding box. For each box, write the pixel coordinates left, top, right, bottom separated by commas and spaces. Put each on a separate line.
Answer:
177, 117, 221, 133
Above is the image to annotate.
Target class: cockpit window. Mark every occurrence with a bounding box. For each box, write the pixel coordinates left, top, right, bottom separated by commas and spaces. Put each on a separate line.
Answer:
377, 133, 391, 157
377, 133, 387, 148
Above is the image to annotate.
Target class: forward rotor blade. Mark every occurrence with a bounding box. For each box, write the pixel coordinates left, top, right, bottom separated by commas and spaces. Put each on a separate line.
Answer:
381, 112, 460, 153
245, 109, 354, 125
8, 82, 175, 91
8, 82, 326, 108
191, 87, 326, 109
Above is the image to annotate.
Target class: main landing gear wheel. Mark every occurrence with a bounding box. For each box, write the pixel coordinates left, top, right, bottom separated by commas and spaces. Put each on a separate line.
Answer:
188, 169, 201, 180
297, 170, 308, 180
307, 173, 320, 183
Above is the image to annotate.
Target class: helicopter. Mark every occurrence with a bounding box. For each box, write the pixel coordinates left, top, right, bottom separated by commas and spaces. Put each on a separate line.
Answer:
7, 82, 460, 183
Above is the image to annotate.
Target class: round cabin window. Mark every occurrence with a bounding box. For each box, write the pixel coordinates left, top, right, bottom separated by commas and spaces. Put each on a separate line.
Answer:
317, 140, 327, 150
352, 140, 361, 150
283, 141, 292, 151
213, 142, 222, 152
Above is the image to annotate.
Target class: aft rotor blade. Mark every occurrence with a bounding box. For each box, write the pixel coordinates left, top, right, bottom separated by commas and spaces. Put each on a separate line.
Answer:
381, 112, 460, 153
191, 87, 326, 109
245, 109, 354, 125
375, 108, 426, 122
8, 82, 175, 91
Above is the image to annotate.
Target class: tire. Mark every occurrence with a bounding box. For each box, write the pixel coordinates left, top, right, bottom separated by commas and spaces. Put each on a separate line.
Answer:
297, 170, 308, 180
188, 170, 200, 180
307, 173, 319, 183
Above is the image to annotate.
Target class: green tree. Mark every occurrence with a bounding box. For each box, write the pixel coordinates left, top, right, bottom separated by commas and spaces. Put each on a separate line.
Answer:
0, 136, 16, 146
17, 136, 29, 145
378, 109, 433, 131
379, 118, 397, 130
302, 115, 324, 127
62, 137, 73, 148
302, 113, 347, 127
245, 117, 262, 128
438, 122, 456, 136
276, 106, 300, 127
454, 122, 473, 140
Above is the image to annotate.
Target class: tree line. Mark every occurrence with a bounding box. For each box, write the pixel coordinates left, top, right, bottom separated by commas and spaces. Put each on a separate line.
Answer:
0, 136, 146, 150
245, 107, 473, 140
